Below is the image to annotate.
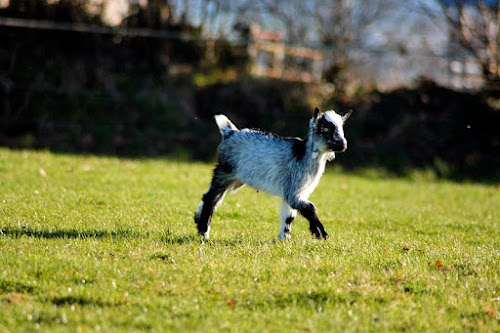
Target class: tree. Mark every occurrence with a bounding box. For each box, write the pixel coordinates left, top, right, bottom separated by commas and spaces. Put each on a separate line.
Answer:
122, 0, 173, 28
312, 0, 398, 83
233, 0, 398, 84
426, 0, 500, 88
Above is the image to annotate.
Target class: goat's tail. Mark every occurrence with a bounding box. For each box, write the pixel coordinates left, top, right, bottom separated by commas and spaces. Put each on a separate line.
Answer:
214, 114, 238, 139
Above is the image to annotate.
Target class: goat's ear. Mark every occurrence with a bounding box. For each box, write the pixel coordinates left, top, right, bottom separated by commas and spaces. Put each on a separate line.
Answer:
314, 107, 321, 119
342, 109, 353, 123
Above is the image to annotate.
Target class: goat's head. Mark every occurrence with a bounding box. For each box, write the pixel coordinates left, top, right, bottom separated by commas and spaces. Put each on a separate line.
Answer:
311, 107, 352, 153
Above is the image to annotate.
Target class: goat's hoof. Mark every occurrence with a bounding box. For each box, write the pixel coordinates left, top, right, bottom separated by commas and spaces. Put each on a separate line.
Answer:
197, 226, 211, 240
198, 232, 210, 240
312, 230, 328, 240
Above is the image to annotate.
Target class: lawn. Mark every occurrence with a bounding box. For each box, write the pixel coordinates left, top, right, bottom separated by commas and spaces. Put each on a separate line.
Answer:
0, 148, 499, 332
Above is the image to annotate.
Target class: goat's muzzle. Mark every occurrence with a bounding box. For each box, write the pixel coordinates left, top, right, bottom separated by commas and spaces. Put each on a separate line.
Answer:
330, 138, 347, 152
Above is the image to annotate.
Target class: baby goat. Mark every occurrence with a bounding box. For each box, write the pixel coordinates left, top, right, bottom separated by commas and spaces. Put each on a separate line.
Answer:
194, 107, 352, 240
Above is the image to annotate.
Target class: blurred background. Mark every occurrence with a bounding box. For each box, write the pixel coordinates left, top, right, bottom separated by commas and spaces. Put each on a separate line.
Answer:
0, 0, 499, 180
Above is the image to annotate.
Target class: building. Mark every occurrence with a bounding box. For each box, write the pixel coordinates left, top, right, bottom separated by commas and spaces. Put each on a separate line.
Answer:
247, 23, 323, 83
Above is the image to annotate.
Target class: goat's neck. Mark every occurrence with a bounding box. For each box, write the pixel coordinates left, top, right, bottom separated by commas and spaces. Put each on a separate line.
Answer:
304, 131, 333, 169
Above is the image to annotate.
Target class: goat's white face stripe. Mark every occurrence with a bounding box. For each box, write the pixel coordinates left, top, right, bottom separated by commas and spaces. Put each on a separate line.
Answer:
323, 112, 336, 125
323, 111, 345, 138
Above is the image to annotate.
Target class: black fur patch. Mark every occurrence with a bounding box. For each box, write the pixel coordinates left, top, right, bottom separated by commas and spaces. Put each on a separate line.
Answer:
291, 139, 306, 161
298, 202, 318, 222
293, 202, 328, 239
223, 130, 236, 140
215, 159, 233, 175
285, 216, 295, 225
317, 117, 338, 136
196, 174, 234, 234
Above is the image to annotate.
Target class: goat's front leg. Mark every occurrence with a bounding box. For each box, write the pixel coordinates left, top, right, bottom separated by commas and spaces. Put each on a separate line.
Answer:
279, 201, 297, 239
289, 199, 328, 240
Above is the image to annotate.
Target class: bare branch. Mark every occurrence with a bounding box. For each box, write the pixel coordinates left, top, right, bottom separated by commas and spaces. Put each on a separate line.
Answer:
426, 0, 500, 85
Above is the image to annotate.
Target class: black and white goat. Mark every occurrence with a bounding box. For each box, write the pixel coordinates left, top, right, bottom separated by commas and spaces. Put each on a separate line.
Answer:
194, 107, 352, 240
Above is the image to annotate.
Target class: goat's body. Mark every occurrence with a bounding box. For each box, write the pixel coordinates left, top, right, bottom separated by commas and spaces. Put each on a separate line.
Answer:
195, 110, 350, 239
218, 129, 327, 198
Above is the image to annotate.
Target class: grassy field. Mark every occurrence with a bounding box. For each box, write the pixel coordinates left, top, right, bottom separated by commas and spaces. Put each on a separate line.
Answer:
0, 148, 499, 332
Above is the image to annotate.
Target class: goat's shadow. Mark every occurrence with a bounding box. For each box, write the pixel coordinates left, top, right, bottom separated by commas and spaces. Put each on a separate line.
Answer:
2, 228, 271, 247
161, 232, 269, 247
162, 233, 200, 245
0, 228, 141, 239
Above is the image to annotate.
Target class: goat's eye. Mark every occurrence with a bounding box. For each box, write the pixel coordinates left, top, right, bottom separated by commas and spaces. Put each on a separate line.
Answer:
322, 127, 329, 132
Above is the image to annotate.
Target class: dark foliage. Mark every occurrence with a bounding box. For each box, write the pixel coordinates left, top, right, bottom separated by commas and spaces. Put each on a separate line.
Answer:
2, 0, 102, 23
333, 79, 500, 180
0, 3, 205, 157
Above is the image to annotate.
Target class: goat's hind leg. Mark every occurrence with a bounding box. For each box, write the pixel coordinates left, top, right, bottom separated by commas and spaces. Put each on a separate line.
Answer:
278, 201, 297, 239
194, 166, 235, 239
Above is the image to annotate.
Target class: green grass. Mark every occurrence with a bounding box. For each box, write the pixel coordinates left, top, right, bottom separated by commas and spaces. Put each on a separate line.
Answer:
0, 148, 499, 332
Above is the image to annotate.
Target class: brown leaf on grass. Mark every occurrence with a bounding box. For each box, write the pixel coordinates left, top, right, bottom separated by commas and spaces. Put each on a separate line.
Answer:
485, 309, 500, 320
428, 260, 444, 270
227, 299, 236, 309
2, 293, 29, 304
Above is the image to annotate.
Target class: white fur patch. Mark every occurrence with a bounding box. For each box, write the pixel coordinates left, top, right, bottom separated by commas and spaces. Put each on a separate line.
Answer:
278, 201, 296, 239
324, 111, 343, 128
214, 114, 238, 136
